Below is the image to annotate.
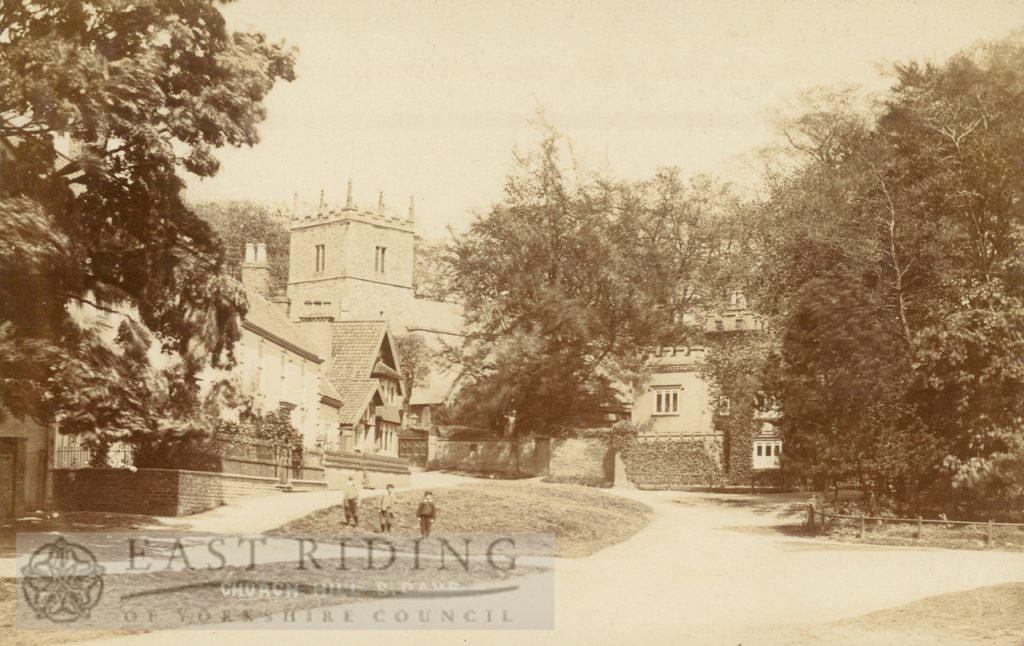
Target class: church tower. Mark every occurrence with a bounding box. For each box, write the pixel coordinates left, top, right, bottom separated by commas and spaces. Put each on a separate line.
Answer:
286, 182, 416, 325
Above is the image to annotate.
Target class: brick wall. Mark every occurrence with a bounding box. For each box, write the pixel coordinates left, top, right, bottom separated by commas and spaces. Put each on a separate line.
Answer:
52, 468, 326, 516
548, 438, 612, 484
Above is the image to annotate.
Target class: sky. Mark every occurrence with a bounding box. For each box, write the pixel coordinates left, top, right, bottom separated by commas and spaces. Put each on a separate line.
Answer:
183, 0, 1024, 238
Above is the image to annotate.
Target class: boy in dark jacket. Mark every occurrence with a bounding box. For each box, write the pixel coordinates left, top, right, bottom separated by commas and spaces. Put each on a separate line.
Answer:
416, 491, 436, 538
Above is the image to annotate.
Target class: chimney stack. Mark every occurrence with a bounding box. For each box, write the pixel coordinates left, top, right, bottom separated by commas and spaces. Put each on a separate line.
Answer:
345, 180, 354, 210
297, 304, 336, 361
241, 242, 272, 299
408, 195, 416, 223
378, 191, 385, 211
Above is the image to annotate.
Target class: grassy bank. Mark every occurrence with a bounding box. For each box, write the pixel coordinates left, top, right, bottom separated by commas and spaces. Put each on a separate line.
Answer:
273, 480, 653, 558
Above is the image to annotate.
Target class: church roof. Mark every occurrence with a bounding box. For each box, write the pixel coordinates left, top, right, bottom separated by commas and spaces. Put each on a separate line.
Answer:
404, 299, 465, 337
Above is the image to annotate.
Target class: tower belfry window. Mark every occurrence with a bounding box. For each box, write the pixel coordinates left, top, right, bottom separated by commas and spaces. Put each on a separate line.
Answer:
375, 246, 387, 274
314, 244, 326, 272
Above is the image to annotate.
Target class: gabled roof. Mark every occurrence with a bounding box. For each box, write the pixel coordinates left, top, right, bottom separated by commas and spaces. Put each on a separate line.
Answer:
371, 359, 402, 380
327, 320, 400, 382
322, 320, 405, 427
409, 365, 462, 406
334, 379, 384, 426
241, 284, 321, 362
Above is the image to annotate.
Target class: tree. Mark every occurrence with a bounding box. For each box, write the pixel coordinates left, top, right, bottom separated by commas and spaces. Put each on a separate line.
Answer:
448, 125, 677, 434
413, 236, 457, 302
0, 1, 295, 446
769, 266, 939, 505
196, 200, 292, 295
909, 287, 1024, 516
747, 35, 1024, 513
394, 332, 431, 407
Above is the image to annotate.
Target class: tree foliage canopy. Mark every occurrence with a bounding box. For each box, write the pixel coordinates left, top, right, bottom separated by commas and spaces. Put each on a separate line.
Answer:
448, 123, 735, 434
195, 200, 292, 296
758, 36, 1024, 512
0, 0, 295, 445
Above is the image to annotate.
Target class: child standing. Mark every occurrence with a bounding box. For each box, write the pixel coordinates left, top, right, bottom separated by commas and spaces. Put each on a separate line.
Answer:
343, 476, 360, 528
378, 484, 396, 533
416, 491, 436, 538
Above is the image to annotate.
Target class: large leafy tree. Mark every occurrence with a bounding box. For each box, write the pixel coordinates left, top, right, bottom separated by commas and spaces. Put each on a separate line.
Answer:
757, 35, 1024, 511
769, 266, 941, 503
0, 1, 295, 445
449, 129, 640, 433
448, 124, 731, 434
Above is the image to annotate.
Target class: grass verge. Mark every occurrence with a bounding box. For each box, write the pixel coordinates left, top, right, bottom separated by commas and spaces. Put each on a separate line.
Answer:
273, 480, 653, 558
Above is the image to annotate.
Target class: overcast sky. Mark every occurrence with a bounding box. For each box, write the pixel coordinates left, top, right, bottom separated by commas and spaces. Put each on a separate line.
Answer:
183, 0, 1024, 238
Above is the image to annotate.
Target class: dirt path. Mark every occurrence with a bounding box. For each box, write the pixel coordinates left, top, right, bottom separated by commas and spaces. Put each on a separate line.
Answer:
71, 487, 1024, 645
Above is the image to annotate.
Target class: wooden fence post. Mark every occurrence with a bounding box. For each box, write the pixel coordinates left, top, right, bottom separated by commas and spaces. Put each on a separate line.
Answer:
916, 516, 922, 540
859, 514, 865, 538
986, 520, 993, 547
807, 503, 815, 530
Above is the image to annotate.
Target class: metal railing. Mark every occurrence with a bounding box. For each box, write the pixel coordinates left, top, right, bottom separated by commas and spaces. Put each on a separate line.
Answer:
53, 438, 134, 469
53, 434, 299, 482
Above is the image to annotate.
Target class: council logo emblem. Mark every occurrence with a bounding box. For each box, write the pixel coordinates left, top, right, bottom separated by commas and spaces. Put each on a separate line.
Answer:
21, 536, 105, 623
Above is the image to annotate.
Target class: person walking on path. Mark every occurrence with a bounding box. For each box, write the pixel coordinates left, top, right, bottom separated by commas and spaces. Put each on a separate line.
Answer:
416, 491, 436, 538
378, 484, 396, 533
343, 476, 360, 528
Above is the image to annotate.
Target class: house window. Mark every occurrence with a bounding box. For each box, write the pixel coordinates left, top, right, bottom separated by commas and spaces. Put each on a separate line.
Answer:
314, 244, 326, 272
653, 388, 679, 415
715, 319, 724, 331
753, 440, 783, 469
375, 246, 387, 274
735, 318, 746, 331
